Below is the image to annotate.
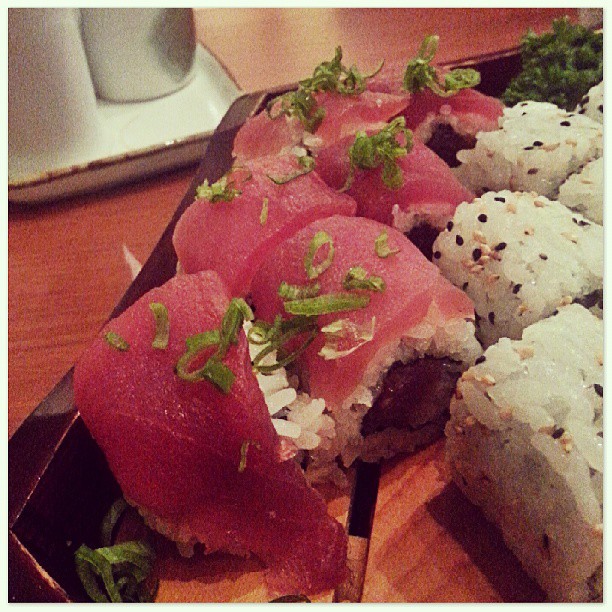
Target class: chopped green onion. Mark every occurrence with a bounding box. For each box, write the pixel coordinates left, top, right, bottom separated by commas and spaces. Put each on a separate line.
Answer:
304, 231, 335, 280
100, 498, 129, 548
218, 298, 254, 358
403, 34, 480, 97
278, 281, 321, 300
342, 117, 413, 191
200, 358, 236, 394
374, 230, 400, 258
343, 267, 386, 292
267, 155, 315, 185
149, 302, 169, 350
260, 197, 269, 225
284, 292, 370, 316
319, 317, 376, 360
195, 168, 252, 203
104, 331, 129, 352
238, 439, 262, 473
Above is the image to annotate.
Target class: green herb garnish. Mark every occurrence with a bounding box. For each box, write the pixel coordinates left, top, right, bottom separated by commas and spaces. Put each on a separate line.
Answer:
149, 302, 169, 350
304, 231, 335, 280
403, 35, 480, 96
195, 168, 252, 203
104, 331, 129, 352
342, 117, 413, 191
260, 197, 269, 225
343, 267, 386, 292
284, 292, 370, 316
238, 439, 262, 473
502, 17, 603, 110
374, 230, 400, 258
75, 498, 157, 603
278, 281, 321, 300
267, 155, 315, 185
267, 46, 383, 133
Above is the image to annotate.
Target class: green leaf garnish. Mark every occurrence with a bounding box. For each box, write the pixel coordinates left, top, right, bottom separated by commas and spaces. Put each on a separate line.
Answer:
304, 231, 335, 280
195, 168, 252, 203
374, 230, 400, 258
284, 292, 370, 316
278, 281, 321, 300
267, 155, 315, 185
218, 298, 254, 358
149, 302, 169, 350
502, 17, 603, 110
402, 34, 480, 97
100, 498, 129, 548
342, 117, 413, 191
104, 331, 129, 352
343, 267, 386, 292
238, 439, 261, 473
266, 47, 383, 133
260, 197, 269, 225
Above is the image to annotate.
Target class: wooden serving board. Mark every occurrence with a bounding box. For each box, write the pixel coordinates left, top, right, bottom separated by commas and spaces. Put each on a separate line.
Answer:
9, 48, 546, 603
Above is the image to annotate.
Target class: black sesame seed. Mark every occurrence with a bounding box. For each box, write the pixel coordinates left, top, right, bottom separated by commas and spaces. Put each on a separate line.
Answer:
582, 96, 590, 104
572, 217, 578, 224
494, 242, 507, 251
475, 355, 486, 365
527, 168, 539, 175
477, 213, 488, 222
560, 120, 571, 127
552, 309, 559, 316
488, 311, 495, 325
539, 253, 548, 260
552, 427, 564, 439
578, 108, 586, 114
472, 248, 482, 261
512, 283, 522, 294
494, 197, 506, 202
577, 219, 590, 227
520, 102, 528, 107
462, 282, 469, 290
533, 140, 543, 147
446, 220, 454, 231
521, 111, 527, 116
598, 104, 603, 113
523, 146, 534, 151
456, 235, 464, 246
594, 384, 603, 397
433, 250, 442, 259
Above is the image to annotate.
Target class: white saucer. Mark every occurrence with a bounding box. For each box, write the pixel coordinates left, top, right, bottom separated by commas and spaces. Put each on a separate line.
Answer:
9, 45, 241, 205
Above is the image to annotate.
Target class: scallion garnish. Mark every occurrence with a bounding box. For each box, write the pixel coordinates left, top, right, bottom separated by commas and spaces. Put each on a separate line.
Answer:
218, 298, 254, 358
304, 231, 335, 280
149, 302, 169, 350
260, 197, 269, 225
104, 331, 129, 352
195, 168, 252, 203
342, 117, 413, 191
402, 35, 480, 97
267, 155, 315, 185
238, 439, 262, 473
374, 230, 400, 258
100, 498, 129, 547
284, 292, 370, 316
278, 281, 321, 300
343, 267, 386, 292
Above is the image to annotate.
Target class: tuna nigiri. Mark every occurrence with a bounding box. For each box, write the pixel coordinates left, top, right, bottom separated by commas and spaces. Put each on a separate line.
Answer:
73, 271, 348, 596
249, 216, 481, 481
173, 154, 357, 297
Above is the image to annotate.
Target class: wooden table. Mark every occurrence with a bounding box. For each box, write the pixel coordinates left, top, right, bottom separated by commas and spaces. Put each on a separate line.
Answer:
8, 8, 576, 436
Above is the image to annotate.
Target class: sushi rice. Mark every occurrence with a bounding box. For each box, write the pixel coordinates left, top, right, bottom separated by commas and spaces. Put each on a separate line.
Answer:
558, 156, 604, 225
576, 80, 603, 125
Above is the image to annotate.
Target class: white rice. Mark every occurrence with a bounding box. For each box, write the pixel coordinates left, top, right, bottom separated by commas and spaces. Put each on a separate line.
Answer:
432, 190, 603, 347
558, 156, 603, 224
445, 304, 603, 602
576, 80, 603, 124
454, 101, 602, 198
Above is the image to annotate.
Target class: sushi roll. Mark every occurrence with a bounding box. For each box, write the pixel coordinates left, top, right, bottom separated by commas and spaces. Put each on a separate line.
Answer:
558, 156, 604, 225
454, 101, 602, 198
432, 190, 603, 347
576, 80, 603, 124
249, 215, 482, 483
73, 271, 348, 596
445, 304, 603, 602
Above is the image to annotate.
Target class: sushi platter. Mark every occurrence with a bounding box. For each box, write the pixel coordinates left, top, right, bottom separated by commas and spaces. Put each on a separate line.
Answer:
8, 28, 602, 604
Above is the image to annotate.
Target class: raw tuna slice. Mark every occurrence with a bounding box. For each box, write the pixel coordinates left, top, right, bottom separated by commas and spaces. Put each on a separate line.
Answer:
250, 216, 477, 417
173, 154, 357, 297
233, 90, 409, 162
314, 132, 474, 256
368, 59, 504, 166
74, 271, 348, 596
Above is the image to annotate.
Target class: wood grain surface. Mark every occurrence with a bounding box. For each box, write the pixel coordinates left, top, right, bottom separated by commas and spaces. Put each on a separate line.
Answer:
8, 7, 578, 603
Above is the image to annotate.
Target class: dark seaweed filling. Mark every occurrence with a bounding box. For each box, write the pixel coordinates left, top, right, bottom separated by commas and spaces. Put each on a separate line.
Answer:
405, 224, 440, 261
360, 357, 463, 436
425, 123, 476, 168
574, 289, 603, 311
